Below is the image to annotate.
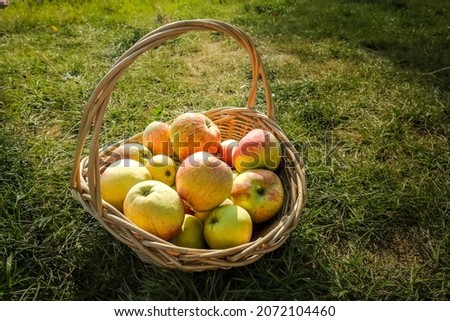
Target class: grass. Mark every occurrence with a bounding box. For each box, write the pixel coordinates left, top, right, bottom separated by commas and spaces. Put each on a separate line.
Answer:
1, 0, 449, 300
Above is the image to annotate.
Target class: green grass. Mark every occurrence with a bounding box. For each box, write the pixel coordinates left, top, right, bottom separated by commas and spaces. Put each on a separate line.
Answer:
1, 0, 449, 300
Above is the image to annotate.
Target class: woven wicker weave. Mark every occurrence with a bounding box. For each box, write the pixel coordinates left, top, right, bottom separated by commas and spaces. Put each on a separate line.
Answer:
70, 19, 307, 272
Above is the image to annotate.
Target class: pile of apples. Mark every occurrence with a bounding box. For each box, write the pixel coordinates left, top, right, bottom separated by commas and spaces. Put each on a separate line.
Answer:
100, 112, 285, 250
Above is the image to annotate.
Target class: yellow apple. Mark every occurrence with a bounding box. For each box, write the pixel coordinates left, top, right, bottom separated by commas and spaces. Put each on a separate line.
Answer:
105, 142, 152, 165
231, 169, 284, 223
232, 129, 282, 173
123, 180, 184, 240
169, 112, 221, 160
170, 214, 206, 249
142, 121, 173, 156
100, 158, 151, 212
100, 159, 151, 212
145, 154, 176, 186
203, 204, 253, 249
176, 151, 233, 212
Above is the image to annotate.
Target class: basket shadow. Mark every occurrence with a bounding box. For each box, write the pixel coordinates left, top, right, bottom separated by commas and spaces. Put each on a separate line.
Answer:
130, 234, 331, 301
191, 236, 332, 301
70, 215, 332, 301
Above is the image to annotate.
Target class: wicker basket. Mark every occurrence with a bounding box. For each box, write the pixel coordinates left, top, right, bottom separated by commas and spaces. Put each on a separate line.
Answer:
70, 19, 307, 272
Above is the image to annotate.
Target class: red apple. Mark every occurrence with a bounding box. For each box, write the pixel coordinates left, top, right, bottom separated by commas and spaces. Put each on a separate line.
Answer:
219, 139, 239, 168
231, 169, 285, 223
182, 200, 195, 215
176, 151, 233, 212
232, 129, 282, 173
142, 121, 173, 156
169, 112, 221, 160
171, 185, 195, 214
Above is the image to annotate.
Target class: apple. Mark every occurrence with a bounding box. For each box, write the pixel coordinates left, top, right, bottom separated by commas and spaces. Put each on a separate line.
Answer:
232, 129, 282, 173
105, 142, 152, 165
193, 210, 210, 222
171, 185, 195, 214
194, 198, 233, 222
169, 112, 221, 160
231, 169, 285, 223
176, 151, 233, 212
182, 200, 195, 215
170, 214, 206, 249
123, 180, 184, 240
203, 204, 253, 249
219, 139, 239, 167
142, 121, 173, 156
145, 154, 177, 186
100, 159, 151, 212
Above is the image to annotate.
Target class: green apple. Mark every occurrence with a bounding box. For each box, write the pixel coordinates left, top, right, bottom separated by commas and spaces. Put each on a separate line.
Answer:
176, 151, 233, 212
170, 214, 206, 249
142, 121, 173, 156
204, 204, 253, 249
232, 129, 282, 172
100, 159, 151, 212
231, 169, 284, 223
105, 142, 152, 165
194, 199, 233, 222
145, 154, 177, 186
123, 180, 184, 240
169, 112, 221, 160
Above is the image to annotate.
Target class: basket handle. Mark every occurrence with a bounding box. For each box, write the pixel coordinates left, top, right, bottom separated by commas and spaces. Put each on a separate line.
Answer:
70, 19, 274, 214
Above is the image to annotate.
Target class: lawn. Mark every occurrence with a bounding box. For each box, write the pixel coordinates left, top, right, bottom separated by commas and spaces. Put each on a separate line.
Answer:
1, 0, 449, 300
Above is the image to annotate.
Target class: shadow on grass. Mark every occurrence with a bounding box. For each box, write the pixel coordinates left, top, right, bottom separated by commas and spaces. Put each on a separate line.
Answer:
70, 232, 332, 300
235, 0, 449, 92
51, 221, 448, 301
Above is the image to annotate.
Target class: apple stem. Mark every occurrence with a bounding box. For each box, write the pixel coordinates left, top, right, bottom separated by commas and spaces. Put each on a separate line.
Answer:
256, 185, 264, 195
